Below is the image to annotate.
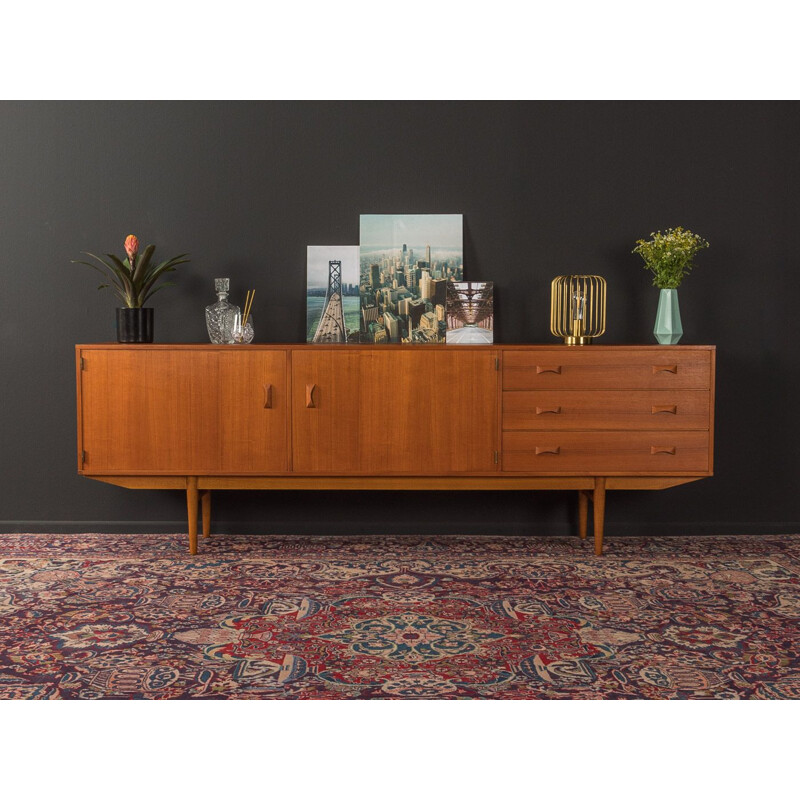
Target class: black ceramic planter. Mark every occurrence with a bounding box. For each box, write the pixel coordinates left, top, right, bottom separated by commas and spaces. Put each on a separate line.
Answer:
116, 307, 154, 343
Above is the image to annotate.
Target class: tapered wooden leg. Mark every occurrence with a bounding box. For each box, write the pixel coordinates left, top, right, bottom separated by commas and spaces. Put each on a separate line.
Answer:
187, 476, 199, 555
201, 490, 211, 538
578, 490, 589, 540
593, 477, 606, 556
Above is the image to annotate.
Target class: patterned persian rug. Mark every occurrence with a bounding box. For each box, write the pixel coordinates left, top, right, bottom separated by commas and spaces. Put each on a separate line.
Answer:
1, 533, 798, 699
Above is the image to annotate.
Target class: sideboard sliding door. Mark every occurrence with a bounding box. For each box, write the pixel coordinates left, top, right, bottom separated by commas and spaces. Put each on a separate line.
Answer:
291, 349, 498, 474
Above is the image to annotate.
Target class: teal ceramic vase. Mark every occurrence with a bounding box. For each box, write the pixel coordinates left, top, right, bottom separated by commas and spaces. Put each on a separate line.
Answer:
654, 288, 683, 344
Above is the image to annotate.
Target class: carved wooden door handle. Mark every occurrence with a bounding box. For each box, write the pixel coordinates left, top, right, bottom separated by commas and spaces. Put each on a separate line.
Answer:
535, 446, 561, 455
536, 407, 562, 415
651, 404, 677, 414
652, 364, 678, 374
263, 384, 273, 409
306, 384, 317, 408
536, 365, 562, 374
650, 446, 676, 455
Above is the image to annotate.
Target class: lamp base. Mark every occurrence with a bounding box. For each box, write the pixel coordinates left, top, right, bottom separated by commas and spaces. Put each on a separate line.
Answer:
564, 335, 593, 346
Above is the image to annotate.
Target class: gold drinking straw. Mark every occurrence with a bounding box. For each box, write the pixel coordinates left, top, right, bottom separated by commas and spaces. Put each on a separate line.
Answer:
243, 290, 255, 328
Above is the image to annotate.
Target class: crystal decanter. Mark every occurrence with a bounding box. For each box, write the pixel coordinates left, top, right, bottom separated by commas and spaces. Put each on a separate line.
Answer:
205, 278, 239, 344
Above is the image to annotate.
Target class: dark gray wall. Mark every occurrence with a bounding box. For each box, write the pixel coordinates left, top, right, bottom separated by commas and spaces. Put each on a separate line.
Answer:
1, 101, 798, 536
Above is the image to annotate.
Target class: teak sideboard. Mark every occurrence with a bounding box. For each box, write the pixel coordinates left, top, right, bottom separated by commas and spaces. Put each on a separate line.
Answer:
75, 344, 715, 555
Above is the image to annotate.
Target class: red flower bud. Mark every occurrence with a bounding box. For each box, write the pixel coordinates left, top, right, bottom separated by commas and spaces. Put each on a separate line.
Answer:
125, 235, 139, 263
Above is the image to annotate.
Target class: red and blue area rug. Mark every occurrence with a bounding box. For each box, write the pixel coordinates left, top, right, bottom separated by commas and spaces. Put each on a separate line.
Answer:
0, 533, 798, 699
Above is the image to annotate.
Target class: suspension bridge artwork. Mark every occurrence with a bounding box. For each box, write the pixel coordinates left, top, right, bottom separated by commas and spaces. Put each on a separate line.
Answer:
307, 246, 360, 343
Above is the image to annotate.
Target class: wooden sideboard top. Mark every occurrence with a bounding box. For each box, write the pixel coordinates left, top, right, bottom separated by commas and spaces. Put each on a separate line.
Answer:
76, 343, 716, 351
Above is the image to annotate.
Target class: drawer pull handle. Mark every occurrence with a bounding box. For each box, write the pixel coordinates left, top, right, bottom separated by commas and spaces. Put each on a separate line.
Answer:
652, 364, 678, 374
536, 406, 562, 415
306, 384, 317, 408
535, 446, 561, 455
536, 365, 562, 374
650, 446, 676, 455
651, 404, 677, 415
263, 384, 273, 409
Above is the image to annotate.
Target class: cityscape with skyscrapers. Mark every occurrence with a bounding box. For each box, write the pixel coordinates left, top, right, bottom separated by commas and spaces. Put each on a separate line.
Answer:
359, 214, 463, 344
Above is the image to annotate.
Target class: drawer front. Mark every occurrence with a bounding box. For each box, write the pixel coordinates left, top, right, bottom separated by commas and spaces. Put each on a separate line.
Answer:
502, 390, 710, 431
502, 350, 711, 390
502, 431, 710, 473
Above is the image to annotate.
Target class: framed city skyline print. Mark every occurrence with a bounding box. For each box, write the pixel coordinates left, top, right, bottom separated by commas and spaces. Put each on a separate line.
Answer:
307, 245, 360, 343
446, 282, 494, 344
359, 214, 463, 344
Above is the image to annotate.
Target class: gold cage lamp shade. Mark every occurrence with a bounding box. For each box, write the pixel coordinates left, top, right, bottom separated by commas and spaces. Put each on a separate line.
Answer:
550, 275, 607, 345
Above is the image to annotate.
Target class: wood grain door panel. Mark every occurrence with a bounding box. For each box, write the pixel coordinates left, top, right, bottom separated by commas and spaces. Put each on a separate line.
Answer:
357, 350, 429, 473
80, 350, 220, 473
291, 350, 361, 473
502, 349, 711, 390
502, 431, 710, 473
292, 349, 498, 474
358, 350, 498, 473
429, 350, 498, 473
502, 390, 711, 430
218, 351, 288, 473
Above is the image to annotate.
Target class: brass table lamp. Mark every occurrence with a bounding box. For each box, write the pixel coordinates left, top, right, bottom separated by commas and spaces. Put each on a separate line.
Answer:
550, 275, 607, 345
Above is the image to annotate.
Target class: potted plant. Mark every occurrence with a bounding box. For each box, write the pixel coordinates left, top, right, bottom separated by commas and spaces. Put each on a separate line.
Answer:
73, 235, 189, 342
632, 226, 709, 344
